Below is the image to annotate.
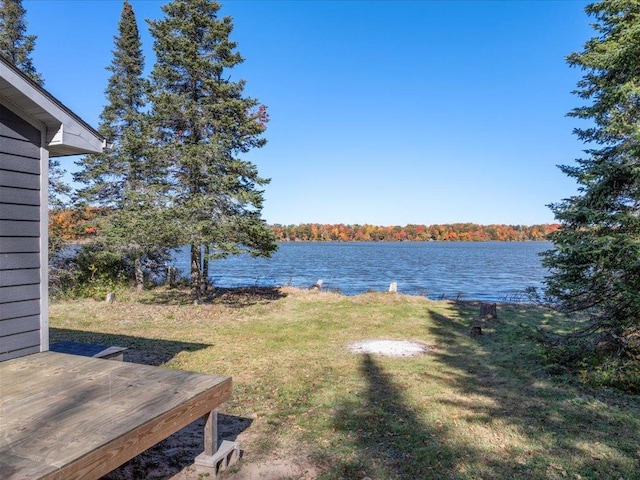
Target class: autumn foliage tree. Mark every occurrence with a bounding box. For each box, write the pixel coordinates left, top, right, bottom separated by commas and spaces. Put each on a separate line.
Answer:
48, 214, 559, 244
271, 223, 559, 243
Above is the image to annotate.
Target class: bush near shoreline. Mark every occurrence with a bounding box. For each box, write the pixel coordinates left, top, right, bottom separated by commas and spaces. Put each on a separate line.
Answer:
50, 287, 639, 480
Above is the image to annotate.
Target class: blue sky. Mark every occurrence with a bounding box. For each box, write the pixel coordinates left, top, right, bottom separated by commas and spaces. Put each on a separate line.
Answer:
24, 0, 591, 226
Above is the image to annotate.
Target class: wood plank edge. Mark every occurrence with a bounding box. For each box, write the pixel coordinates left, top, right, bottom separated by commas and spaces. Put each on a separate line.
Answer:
42, 376, 232, 480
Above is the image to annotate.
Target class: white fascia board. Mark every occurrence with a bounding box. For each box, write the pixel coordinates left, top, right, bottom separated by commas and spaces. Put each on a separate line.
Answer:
48, 123, 105, 156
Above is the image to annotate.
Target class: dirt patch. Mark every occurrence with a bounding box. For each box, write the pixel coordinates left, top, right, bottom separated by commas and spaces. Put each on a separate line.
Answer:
103, 425, 319, 480
349, 339, 432, 357
102, 414, 253, 480
219, 457, 320, 480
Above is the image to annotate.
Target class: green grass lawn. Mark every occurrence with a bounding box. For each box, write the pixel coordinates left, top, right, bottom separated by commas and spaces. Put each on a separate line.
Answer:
49, 287, 640, 480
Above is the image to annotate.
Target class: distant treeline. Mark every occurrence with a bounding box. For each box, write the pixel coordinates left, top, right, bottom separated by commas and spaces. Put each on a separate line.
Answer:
49, 209, 559, 243
271, 223, 560, 242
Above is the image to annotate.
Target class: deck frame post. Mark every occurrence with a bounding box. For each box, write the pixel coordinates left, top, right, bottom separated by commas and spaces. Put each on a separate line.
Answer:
203, 409, 218, 456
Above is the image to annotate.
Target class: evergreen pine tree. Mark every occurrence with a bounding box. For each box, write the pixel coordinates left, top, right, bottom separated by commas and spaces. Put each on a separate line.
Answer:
0, 0, 42, 84
543, 0, 640, 336
75, 1, 176, 291
148, 0, 276, 293
0, 0, 70, 213
76, 0, 150, 206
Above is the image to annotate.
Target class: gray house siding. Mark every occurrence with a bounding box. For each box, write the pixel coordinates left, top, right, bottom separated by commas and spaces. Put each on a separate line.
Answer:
0, 103, 42, 361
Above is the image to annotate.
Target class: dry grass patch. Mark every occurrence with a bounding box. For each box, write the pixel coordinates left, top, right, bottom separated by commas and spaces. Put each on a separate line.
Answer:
49, 288, 640, 480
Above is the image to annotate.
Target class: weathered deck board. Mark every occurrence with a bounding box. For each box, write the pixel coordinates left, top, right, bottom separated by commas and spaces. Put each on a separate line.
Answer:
0, 351, 232, 480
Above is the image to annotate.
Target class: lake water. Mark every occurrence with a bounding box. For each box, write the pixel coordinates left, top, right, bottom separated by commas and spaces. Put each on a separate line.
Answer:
172, 241, 553, 302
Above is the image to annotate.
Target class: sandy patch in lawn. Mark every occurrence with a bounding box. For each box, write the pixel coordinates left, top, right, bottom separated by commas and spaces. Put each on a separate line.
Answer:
349, 339, 432, 357
164, 453, 319, 480
216, 457, 320, 480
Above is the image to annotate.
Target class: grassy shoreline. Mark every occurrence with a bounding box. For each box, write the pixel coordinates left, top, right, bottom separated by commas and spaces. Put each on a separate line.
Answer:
50, 287, 640, 479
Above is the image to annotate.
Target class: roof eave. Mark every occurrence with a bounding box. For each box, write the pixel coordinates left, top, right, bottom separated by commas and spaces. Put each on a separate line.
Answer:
0, 55, 105, 157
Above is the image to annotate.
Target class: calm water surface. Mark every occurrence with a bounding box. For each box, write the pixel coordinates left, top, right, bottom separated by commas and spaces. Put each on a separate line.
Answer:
172, 241, 552, 302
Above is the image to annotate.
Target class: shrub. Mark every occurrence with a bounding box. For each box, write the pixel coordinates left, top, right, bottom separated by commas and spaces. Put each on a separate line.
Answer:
539, 331, 640, 394
50, 243, 130, 300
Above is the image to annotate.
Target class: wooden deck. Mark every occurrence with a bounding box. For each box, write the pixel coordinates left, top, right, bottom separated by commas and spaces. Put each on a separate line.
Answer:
0, 351, 232, 479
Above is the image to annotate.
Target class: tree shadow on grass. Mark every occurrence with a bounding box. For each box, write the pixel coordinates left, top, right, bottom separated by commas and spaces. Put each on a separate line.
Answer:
423, 302, 640, 479
50, 328, 211, 366
329, 351, 532, 478
326, 303, 639, 479
141, 286, 287, 308
329, 353, 463, 479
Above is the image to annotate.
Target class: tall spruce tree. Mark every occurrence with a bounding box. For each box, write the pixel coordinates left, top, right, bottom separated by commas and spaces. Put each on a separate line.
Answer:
543, 0, 640, 337
148, 0, 276, 293
76, 0, 150, 206
0, 0, 41, 84
75, 1, 175, 291
0, 0, 69, 212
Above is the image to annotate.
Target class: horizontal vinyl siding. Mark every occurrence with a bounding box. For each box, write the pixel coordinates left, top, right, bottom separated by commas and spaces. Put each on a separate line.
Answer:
0, 299, 39, 321
0, 237, 39, 253
0, 268, 39, 287
0, 284, 40, 303
0, 202, 39, 220
1, 150, 39, 173
0, 330, 40, 354
0, 104, 41, 359
0, 220, 40, 237
0, 105, 41, 144
0, 252, 39, 269
0, 344, 39, 362
0, 169, 39, 189
0, 185, 40, 205
0, 314, 39, 336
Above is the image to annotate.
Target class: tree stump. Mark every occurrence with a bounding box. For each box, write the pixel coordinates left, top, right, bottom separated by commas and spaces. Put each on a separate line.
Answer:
166, 266, 177, 287
470, 319, 482, 337
596, 333, 622, 356
479, 302, 497, 319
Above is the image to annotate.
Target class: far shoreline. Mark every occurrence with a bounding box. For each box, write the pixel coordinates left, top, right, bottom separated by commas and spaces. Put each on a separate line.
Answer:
274, 238, 553, 243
